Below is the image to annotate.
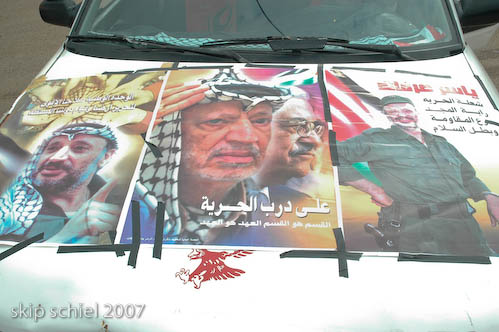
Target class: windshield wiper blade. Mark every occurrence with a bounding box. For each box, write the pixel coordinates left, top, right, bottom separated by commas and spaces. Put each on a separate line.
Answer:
202, 36, 350, 49
68, 35, 249, 63
201, 36, 415, 60
68, 34, 143, 47
202, 37, 273, 47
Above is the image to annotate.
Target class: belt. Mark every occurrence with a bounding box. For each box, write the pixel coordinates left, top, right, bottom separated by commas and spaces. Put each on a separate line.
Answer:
397, 201, 469, 219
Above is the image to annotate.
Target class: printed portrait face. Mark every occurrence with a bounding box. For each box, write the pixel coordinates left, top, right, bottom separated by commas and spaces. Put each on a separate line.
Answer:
180, 100, 273, 181
383, 102, 419, 129
260, 98, 323, 179
32, 134, 113, 192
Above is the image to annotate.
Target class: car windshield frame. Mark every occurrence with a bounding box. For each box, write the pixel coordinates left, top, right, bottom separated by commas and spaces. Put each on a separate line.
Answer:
67, 0, 464, 63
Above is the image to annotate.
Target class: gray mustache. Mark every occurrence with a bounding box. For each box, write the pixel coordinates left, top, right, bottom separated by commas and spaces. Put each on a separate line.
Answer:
209, 143, 260, 158
289, 142, 315, 156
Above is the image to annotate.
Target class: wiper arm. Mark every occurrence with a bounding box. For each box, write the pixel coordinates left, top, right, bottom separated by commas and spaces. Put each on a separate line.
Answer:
202, 36, 415, 60
322, 39, 416, 61
68, 35, 249, 63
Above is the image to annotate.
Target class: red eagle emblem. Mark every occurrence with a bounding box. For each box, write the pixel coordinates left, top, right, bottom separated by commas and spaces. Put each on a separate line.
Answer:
176, 249, 252, 289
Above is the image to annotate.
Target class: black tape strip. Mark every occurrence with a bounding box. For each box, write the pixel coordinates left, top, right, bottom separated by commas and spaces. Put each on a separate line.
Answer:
394, 70, 451, 79
280, 250, 362, 261
135, 67, 173, 73
328, 130, 339, 166
128, 200, 141, 268
57, 244, 133, 253
485, 120, 499, 127
176, 65, 233, 70
244, 63, 296, 68
333, 228, 348, 277
101, 71, 134, 75
141, 133, 163, 158
475, 74, 498, 110
108, 231, 126, 257
398, 253, 491, 264
318, 64, 340, 167
0, 233, 44, 262
318, 64, 333, 123
280, 228, 362, 278
153, 201, 165, 259
332, 66, 385, 73
102, 67, 173, 75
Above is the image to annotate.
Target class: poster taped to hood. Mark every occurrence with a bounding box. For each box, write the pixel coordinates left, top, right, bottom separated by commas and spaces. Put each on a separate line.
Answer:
0, 71, 165, 244
326, 65, 499, 256
117, 65, 339, 249
1, 63, 499, 256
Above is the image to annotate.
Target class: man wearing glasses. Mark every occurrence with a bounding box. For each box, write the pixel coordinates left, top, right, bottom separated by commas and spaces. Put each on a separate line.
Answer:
254, 98, 325, 194
122, 69, 294, 245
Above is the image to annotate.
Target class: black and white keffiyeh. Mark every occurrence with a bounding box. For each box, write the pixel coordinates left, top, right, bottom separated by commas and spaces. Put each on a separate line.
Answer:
137, 68, 297, 244
199, 68, 296, 111
0, 123, 118, 238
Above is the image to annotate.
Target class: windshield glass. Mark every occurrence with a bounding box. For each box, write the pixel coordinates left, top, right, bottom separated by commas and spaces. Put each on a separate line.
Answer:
74, 0, 458, 52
